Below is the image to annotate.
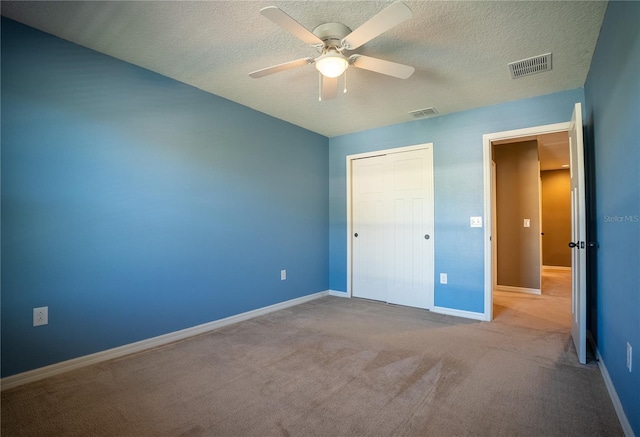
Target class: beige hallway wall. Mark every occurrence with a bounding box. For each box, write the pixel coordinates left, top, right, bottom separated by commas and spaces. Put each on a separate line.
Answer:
493, 140, 541, 290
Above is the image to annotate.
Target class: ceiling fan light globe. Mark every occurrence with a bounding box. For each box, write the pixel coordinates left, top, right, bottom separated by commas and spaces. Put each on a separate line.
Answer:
315, 54, 349, 78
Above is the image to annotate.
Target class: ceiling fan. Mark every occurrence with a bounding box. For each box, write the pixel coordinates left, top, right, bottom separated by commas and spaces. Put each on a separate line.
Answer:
249, 1, 415, 101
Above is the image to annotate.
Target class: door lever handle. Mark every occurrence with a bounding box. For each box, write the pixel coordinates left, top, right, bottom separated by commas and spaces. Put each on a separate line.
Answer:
568, 242, 578, 248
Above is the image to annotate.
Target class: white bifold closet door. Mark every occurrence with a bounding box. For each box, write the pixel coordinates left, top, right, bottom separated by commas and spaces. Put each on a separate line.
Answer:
351, 147, 434, 309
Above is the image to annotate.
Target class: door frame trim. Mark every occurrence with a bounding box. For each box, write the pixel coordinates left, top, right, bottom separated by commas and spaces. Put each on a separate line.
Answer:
483, 123, 569, 321
346, 143, 435, 309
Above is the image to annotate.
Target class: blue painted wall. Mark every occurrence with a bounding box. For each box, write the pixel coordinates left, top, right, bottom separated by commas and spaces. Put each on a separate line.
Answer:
329, 90, 585, 313
584, 2, 640, 434
1, 18, 329, 377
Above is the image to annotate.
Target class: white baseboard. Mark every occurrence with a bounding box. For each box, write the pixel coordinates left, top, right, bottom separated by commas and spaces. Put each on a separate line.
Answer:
596, 348, 635, 437
495, 285, 541, 295
1, 290, 330, 391
431, 306, 487, 321
328, 290, 350, 298
543, 265, 572, 271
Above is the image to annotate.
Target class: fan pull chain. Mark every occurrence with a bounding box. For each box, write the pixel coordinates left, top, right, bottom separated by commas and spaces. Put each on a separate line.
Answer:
343, 70, 348, 94
318, 73, 322, 101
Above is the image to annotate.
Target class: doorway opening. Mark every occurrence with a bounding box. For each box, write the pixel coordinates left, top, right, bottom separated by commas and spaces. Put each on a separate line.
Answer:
483, 120, 571, 321
490, 132, 573, 324
491, 132, 572, 295
483, 103, 587, 364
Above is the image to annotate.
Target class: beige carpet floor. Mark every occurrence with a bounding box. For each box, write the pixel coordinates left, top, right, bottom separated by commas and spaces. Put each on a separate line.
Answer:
2, 269, 623, 436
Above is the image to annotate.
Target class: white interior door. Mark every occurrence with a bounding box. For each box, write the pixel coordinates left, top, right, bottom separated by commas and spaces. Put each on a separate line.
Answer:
352, 155, 389, 302
569, 102, 587, 364
387, 149, 433, 308
351, 148, 434, 309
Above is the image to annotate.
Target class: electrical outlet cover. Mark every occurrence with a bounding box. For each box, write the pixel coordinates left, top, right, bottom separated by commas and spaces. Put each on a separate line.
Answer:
33, 306, 48, 327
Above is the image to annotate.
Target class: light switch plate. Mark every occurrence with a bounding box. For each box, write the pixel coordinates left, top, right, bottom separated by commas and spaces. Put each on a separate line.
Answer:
524, 219, 531, 228
470, 217, 482, 228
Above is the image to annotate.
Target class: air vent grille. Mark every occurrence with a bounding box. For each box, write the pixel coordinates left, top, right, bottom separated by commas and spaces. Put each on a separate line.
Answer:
409, 107, 438, 118
508, 53, 552, 79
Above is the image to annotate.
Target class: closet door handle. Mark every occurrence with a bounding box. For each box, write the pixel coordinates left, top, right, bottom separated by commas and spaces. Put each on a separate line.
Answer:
424, 234, 430, 240
354, 233, 359, 238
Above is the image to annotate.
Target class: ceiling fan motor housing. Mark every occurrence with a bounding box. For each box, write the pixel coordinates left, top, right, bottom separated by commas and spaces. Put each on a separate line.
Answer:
312, 23, 352, 51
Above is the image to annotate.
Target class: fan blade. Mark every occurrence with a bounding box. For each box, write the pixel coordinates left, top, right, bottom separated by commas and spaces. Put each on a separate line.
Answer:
350, 55, 414, 79
341, 1, 412, 50
260, 6, 324, 46
249, 58, 313, 78
320, 74, 338, 101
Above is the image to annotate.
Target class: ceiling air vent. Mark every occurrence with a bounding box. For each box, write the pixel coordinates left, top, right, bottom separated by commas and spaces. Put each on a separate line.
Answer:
508, 53, 552, 79
409, 107, 438, 118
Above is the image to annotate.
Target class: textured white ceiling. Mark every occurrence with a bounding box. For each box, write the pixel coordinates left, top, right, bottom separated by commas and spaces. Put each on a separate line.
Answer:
1, 1, 607, 138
